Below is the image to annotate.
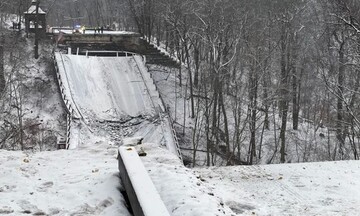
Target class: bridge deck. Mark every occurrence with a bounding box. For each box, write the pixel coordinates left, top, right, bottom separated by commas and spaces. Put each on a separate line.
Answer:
54, 53, 154, 120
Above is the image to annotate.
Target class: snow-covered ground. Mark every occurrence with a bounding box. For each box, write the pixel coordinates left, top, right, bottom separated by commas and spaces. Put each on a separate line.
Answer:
0, 140, 130, 215
137, 143, 235, 215
1, 140, 359, 215
195, 161, 360, 215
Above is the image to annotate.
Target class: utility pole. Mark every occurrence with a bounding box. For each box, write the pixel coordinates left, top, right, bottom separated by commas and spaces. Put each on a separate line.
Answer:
34, 0, 40, 59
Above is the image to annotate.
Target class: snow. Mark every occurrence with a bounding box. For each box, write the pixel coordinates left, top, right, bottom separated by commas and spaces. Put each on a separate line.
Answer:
24, 5, 46, 15
0, 141, 130, 215
1, 139, 359, 216
195, 160, 360, 215
123, 137, 143, 146
1, 21, 358, 216
55, 53, 154, 120
55, 53, 181, 157
1, 14, 19, 29
137, 143, 234, 216
0, 39, 66, 151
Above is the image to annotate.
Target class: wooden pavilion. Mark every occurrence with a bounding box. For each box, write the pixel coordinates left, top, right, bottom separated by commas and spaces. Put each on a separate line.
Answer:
24, 0, 46, 35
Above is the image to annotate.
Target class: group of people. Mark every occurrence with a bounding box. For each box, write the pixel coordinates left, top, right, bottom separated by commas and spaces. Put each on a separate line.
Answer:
94, 26, 104, 34
75, 25, 111, 35
12, 22, 21, 30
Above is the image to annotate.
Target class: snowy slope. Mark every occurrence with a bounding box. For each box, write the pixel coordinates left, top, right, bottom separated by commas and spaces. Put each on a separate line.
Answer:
195, 161, 360, 215
0, 140, 130, 215
55, 53, 154, 121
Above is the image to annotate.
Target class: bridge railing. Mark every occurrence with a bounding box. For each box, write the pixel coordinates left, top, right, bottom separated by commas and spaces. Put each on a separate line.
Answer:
82, 50, 137, 57
53, 53, 74, 149
67, 48, 140, 58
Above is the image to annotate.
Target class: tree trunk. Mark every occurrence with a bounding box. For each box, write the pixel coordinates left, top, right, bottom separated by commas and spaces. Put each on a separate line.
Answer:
279, 24, 289, 163
205, 80, 211, 166
263, 72, 270, 130
192, 91, 204, 167
219, 89, 230, 165
184, 36, 195, 118
279, 105, 288, 163
248, 62, 258, 165
336, 43, 345, 159
193, 42, 200, 87
292, 67, 300, 130
0, 43, 4, 96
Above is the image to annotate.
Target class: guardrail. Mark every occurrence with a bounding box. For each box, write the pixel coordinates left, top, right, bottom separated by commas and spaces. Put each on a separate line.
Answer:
118, 146, 170, 216
80, 50, 137, 57
53, 53, 74, 149
165, 112, 183, 161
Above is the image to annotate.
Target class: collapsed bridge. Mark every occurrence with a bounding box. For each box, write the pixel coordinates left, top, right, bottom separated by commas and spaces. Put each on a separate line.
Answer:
54, 50, 182, 159
51, 29, 184, 215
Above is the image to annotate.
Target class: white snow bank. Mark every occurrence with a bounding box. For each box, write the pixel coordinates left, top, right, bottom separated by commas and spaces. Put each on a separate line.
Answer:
0, 141, 130, 216
136, 143, 235, 215
195, 160, 360, 215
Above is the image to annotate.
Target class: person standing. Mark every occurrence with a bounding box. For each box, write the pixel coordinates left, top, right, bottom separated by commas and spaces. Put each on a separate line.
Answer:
101, 26, 104, 34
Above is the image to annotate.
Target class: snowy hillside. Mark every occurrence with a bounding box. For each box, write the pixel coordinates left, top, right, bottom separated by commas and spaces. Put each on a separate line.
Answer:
0, 34, 66, 151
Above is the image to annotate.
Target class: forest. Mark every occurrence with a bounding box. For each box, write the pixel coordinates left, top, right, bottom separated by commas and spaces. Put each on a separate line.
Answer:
1, 0, 360, 166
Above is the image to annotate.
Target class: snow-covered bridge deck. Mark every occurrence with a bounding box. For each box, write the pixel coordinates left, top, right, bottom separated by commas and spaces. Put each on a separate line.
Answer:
54, 53, 154, 120
54, 52, 181, 159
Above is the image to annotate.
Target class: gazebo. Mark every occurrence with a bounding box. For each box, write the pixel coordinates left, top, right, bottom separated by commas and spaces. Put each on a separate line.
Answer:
24, 0, 46, 35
